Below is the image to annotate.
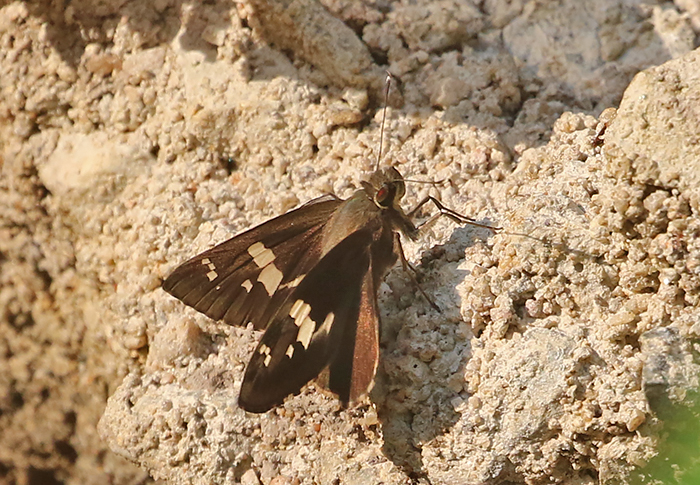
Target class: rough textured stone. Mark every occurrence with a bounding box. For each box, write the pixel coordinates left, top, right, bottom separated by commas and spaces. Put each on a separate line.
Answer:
2, 0, 699, 484
604, 48, 700, 191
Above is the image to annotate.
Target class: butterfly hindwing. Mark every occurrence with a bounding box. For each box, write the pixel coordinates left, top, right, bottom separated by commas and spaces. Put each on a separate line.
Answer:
327, 256, 380, 404
162, 196, 342, 330
238, 228, 376, 413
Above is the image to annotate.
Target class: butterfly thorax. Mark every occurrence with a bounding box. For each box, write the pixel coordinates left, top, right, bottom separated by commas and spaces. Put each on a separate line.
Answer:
320, 167, 417, 256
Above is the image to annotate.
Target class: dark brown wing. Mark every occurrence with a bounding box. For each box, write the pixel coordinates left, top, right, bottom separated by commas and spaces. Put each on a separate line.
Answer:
326, 254, 380, 405
162, 196, 342, 330
238, 229, 379, 413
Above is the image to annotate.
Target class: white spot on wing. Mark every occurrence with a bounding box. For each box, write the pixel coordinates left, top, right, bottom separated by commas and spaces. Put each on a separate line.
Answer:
201, 258, 216, 272
282, 274, 305, 289
258, 264, 283, 296
259, 344, 272, 366
206, 270, 218, 281
285, 345, 294, 358
319, 312, 335, 335
247, 242, 275, 268
289, 299, 311, 325
247, 242, 265, 257
297, 316, 316, 349
241, 279, 253, 293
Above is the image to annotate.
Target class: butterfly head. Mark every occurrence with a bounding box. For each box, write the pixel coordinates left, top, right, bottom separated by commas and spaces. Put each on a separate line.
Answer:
363, 167, 406, 211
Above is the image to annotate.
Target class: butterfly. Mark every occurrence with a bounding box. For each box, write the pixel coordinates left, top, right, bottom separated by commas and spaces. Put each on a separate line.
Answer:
162, 163, 498, 413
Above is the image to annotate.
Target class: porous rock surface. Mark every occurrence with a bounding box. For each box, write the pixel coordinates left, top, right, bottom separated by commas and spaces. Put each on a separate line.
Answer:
1, 1, 699, 484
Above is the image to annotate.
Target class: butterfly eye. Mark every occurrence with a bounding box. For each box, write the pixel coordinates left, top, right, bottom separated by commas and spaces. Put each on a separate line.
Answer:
375, 185, 393, 208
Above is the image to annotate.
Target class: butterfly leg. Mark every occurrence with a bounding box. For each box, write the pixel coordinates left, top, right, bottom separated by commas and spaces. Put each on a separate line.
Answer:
409, 196, 501, 232
394, 234, 441, 312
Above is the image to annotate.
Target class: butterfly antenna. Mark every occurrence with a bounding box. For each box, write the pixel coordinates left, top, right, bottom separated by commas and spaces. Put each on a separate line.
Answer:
375, 72, 393, 171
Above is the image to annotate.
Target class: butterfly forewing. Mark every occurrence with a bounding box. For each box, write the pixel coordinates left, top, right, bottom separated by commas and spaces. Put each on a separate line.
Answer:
238, 229, 374, 413
162, 196, 342, 330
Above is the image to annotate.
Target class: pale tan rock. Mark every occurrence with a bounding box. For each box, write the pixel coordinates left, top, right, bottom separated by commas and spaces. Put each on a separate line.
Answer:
247, 0, 377, 89
604, 48, 700, 191
2, 0, 700, 484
